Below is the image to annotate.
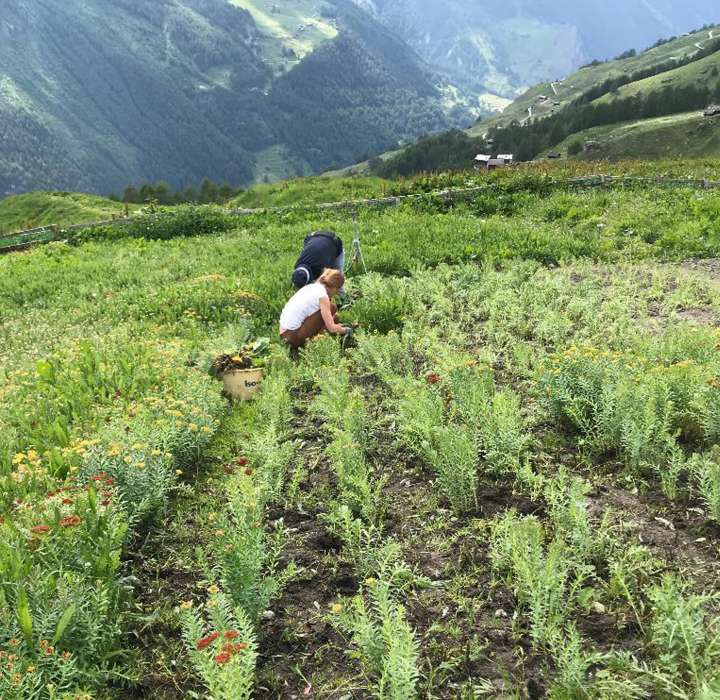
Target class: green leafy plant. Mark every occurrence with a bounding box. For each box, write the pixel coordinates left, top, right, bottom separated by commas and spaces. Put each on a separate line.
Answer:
180, 592, 258, 700
332, 578, 420, 699
213, 473, 296, 622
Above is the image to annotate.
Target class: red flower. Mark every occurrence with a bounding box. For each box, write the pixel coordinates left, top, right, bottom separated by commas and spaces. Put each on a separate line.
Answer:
30, 525, 51, 534
244, 468, 253, 477
105, 477, 115, 486
237, 458, 248, 466
224, 631, 239, 640
232, 643, 247, 652
62, 498, 73, 505
196, 631, 219, 651
214, 651, 231, 665
59, 516, 81, 528
426, 373, 441, 384
101, 499, 111, 507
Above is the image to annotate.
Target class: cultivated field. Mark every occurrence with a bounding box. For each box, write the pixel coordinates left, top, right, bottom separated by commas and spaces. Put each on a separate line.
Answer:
2, 172, 720, 698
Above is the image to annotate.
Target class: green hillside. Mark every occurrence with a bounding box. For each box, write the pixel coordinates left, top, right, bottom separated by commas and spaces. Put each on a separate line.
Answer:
0, 192, 134, 235
229, 175, 390, 208
373, 24, 720, 176
229, 0, 338, 72
548, 111, 720, 160
468, 25, 720, 136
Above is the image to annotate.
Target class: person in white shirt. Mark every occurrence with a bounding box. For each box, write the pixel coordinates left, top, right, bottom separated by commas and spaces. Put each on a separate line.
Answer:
279, 268, 352, 349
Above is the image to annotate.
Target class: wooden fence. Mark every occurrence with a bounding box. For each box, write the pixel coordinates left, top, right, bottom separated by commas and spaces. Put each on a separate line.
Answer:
2, 174, 720, 254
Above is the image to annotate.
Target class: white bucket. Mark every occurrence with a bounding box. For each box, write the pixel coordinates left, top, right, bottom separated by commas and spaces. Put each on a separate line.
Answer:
222, 368, 263, 401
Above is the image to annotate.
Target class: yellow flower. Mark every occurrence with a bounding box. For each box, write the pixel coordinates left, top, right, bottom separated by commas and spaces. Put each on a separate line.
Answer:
206, 599, 217, 609
189, 424, 198, 433
207, 584, 220, 594
201, 426, 212, 434
175, 469, 183, 476
123, 456, 133, 464
152, 449, 162, 456
330, 603, 343, 614
137, 462, 146, 470
180, 601, 193, 610
27, 665, 36, 673
12, 453, 24, 465
27, 449, 38, 461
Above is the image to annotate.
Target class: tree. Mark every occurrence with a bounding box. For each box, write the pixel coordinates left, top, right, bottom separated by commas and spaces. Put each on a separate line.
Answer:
567, 140, 583, 156
122, 186, 140, 203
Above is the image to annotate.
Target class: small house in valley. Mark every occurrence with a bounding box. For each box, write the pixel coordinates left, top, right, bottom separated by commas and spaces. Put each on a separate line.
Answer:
474, 153, 515, 170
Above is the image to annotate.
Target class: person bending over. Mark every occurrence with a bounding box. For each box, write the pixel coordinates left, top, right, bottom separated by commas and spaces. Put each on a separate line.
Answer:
291, 230, 344, 289
279, 269, 352, 349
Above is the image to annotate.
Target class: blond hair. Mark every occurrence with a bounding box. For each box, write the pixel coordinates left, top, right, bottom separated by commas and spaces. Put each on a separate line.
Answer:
318, 268, 344, 290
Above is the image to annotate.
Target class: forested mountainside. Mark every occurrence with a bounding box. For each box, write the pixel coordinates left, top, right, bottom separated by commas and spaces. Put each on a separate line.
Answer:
0, 0, 472, 196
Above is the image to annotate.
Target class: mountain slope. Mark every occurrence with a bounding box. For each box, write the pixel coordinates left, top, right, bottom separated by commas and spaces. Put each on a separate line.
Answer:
370, 25, 720, 177
0, 0, 473, 196
468, 27, 720, 136
358, 0, 720, 99
546, 112, 720, 161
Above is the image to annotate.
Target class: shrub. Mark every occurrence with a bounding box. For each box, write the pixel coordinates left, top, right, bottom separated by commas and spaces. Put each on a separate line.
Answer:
68, 205, 234, 244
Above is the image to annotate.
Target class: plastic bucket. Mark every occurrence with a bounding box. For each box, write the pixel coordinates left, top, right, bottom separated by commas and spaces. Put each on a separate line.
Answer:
222, 368, 263, 401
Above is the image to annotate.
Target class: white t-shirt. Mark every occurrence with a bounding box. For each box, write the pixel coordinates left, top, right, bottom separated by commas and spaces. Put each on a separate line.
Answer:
280, 283, 328, 331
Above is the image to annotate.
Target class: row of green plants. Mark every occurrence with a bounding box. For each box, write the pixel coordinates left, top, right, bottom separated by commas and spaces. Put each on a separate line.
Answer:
307, 340, 423, 698
0, 334, 226, 698
335, 257, 720, 695
490, 474, 720, 698
541, 341, 720, 516
179, 367, 297, 699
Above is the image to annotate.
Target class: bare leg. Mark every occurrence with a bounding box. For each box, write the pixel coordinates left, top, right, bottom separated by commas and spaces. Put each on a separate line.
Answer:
282, 304, 338, 348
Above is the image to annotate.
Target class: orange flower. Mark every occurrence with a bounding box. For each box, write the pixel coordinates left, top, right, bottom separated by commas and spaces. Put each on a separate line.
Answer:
224, 630, 240, 640
62, 498, 73, 505
214, 651, 231, 664
59, 515, 81, 527
196, 632, 219, 651
30, 525, 51, 534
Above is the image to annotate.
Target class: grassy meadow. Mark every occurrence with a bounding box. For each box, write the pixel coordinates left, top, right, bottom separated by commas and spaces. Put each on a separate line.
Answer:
3, 171, 720, 698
